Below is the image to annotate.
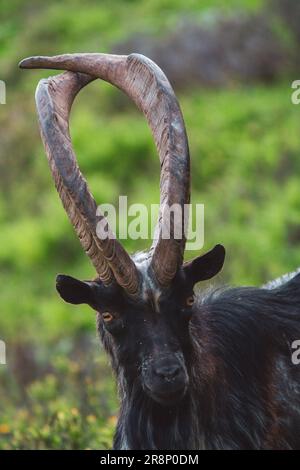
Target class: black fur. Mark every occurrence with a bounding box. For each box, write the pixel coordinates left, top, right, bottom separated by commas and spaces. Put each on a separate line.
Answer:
96, 274, 300, 449
57, 249, 300, 450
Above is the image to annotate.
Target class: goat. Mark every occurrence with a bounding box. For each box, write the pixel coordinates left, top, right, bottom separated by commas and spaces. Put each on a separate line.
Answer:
19, 53, 300, 450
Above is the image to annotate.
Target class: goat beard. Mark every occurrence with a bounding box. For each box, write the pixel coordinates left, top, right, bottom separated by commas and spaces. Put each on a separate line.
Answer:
113, 369, 204, 450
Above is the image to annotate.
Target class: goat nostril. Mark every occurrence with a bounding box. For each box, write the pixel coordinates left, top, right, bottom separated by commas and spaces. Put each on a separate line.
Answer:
155, 364, 181, 380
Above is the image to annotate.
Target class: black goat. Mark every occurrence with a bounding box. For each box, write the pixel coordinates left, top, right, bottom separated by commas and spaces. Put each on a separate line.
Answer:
20, 53, 300, 450
55, 263, 300, 450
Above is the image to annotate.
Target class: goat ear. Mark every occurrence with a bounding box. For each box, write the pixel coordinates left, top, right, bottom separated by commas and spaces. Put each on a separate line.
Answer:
183, 244, 225, 285
56, 274, 98, 308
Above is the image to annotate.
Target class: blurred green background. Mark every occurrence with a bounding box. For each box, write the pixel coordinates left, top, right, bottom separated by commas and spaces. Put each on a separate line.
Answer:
1, 0, 300, 449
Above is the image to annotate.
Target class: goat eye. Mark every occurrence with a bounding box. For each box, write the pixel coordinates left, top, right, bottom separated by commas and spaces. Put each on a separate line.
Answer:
186, 295, 195, 307
102, 312, 114, 322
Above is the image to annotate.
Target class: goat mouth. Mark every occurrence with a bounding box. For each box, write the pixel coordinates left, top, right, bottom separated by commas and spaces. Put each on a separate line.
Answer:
144, 384, 187, 406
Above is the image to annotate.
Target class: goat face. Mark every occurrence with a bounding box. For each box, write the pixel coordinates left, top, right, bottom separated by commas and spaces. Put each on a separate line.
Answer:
56, 244, 225, 406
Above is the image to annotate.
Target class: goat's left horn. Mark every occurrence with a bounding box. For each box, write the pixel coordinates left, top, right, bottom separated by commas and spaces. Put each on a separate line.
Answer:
19, 56, 140, 296
20, 53, 190, 288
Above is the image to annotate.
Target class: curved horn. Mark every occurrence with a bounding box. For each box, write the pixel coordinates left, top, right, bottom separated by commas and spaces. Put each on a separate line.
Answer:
19, 53, 190, 288
19, 64, 139, 296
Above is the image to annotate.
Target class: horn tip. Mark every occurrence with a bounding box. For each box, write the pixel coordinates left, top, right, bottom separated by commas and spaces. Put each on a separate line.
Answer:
19, 56, 50, 69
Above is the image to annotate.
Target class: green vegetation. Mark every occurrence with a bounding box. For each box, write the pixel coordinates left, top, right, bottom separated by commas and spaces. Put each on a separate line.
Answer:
0, 0, 299, 449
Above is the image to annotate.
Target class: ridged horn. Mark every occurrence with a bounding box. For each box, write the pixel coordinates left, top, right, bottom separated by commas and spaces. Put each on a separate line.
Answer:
19, 53, 190, 288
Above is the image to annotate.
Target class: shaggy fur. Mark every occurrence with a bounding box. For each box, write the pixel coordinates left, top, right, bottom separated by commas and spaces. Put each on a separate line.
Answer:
98, 273, 300, 450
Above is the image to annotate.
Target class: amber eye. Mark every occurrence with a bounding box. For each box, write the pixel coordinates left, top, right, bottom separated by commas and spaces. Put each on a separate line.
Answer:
186, 295, 195, 307
102, 312, 114, 322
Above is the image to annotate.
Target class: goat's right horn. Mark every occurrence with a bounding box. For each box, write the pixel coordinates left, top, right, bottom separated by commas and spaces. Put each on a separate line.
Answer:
19, 53, 190, 289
